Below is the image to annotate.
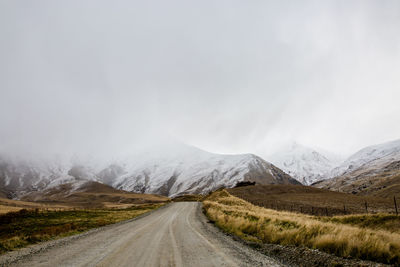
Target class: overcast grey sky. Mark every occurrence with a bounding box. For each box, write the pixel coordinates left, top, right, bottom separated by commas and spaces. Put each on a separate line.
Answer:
1, 0, 400, 159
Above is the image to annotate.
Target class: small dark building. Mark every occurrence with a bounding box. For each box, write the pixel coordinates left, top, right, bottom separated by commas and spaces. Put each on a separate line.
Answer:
234, 181, 256, 188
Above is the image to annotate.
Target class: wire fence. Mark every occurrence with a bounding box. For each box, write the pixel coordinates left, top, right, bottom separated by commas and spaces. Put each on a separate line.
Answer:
233, 194, 399, 217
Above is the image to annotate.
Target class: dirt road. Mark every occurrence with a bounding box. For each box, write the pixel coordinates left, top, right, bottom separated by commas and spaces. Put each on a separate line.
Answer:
0, 202, 281, 267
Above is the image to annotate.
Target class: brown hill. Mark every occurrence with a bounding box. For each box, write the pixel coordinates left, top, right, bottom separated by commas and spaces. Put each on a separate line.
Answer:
20, 180, 170, 208
315, 160, 400, 198
0, 197, 72, 214
227, 184, 397, 216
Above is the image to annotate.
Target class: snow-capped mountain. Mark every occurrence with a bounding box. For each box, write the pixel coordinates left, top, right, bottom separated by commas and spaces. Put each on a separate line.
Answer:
315, 139, 400, 195
0, 155, 103, 198
268, 143, 342, 185
0, 143, 299, 198
329, 139, 400, 178
110, 145, 299, 197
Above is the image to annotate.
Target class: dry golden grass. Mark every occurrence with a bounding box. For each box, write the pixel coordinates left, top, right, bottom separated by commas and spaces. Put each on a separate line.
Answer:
0, 205, 22, 214
0, 203, 164, 253
0, 186, 169, 253
203, 190, 400, 264
228, 184, 396, 215
20, 181, 170, 208
102, 202, 137, 209
320, 213, 400, 234
172, 194, 204, 202
0, 194, 167, 213
0, 198, 70, 214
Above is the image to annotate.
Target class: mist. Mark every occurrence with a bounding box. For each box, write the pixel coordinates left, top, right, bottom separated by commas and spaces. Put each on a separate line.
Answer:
1, 0, 400, 161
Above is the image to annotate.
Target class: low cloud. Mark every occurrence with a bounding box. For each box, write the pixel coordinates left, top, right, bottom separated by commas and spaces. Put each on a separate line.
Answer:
1, 0, 399, 159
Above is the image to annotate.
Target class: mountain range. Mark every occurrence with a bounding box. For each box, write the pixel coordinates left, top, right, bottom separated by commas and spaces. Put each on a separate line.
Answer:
267, 139, 400, 198
0, 143, 299, 198
268, 142, 343, 185
314, 139, 400, 197
2, 138, 399, 200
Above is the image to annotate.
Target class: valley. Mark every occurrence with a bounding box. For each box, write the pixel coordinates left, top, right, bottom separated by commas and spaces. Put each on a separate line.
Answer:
2, 1, 399, 265
1, 139, 400, 266
1, 182, 399, 266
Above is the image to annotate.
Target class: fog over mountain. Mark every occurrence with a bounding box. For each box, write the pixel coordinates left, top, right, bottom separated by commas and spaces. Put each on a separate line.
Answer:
0, 141, 299, 197
1, 0, 400, 160
268, 142, 343, 185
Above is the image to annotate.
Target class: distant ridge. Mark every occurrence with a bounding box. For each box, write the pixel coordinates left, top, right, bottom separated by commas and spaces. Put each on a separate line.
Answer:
315, 139, 400, 197
20, 180, 169, 207
0, 143, 299, 198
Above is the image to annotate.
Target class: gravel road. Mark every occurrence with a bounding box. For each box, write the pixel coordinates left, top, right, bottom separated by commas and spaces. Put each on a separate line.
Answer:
0, 202, 281, 267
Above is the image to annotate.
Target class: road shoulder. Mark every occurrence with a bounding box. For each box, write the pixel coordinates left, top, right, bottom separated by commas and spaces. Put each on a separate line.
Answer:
198, 203, 387, 267
193, 202, 282, 267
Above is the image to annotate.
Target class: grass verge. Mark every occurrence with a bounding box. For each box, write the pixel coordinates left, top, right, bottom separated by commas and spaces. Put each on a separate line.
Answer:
203, 190, 400, 265
172, 194, 204, 202
0, 203, 163, 254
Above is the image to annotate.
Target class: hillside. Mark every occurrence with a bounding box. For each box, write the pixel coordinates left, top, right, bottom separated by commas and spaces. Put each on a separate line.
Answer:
20, 180, 169, 208
112, 145, 300, 197
315, 160, 400, 198
227, 184, 395, 215
0, 197, 70, 214
0, 143, 299, 198
315, 139, 400, 197
329, 139, 400, 178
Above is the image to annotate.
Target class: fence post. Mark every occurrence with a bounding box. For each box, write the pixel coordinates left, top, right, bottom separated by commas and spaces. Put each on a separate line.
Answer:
394, 196, 398, 216
364, 201, 368, 214
343, 205, 346, 215
325, 207, 328, 216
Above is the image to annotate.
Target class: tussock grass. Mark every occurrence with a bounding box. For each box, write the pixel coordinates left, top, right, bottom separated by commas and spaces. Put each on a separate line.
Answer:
0, 205, 23, 214
172, 194, 204, 202
203, 190, 400, 264
322, 213, 400, 234
0, 198, 69, 214
228, 184, 395, 215
0, 203, 163, 254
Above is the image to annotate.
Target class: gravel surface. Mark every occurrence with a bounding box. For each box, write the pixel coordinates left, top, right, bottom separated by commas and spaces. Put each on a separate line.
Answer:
0, 202, 281, 267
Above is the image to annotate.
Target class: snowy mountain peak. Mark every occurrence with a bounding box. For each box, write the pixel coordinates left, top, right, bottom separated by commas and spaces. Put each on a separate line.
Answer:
0, 143, 299, 198
268, 142, 341, 185
112, 148, 299, 197
315, 139, 400, 195
329, 139, 400, 178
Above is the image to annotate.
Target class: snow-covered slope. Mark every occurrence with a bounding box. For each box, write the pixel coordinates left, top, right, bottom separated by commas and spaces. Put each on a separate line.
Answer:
329, 139, 400, 178
268, 143, 342, 185
111, 145, 299, 197
0, 153, 108, 197
315, 139, 400, 194
0, 144, 299, 198
0, 156, 74, 198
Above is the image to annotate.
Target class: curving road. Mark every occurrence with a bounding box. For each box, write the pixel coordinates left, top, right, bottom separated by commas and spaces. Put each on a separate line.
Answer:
1, 202, 281, 267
